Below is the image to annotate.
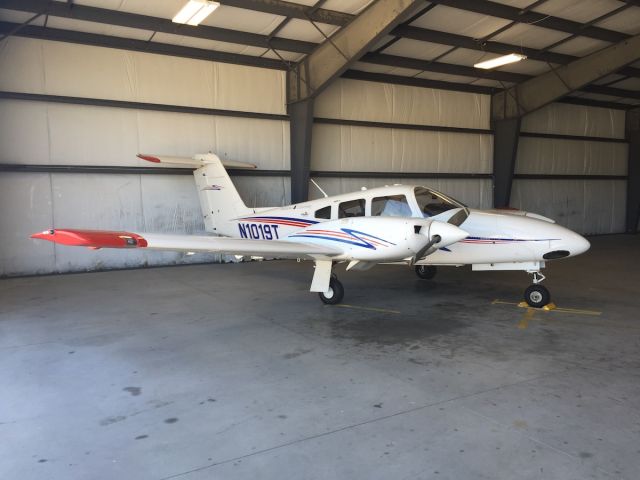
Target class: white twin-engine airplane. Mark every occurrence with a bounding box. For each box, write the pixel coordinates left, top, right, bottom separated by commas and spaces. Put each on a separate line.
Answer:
32, 153, 590, 308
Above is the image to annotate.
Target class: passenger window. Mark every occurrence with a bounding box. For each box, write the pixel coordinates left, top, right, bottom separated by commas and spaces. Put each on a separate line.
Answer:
338, 199, 365, 218
372, 195, 411, 217
315, 206, 331, 219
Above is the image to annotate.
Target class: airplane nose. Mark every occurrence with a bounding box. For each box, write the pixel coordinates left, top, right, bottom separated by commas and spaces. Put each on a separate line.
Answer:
572, 234, 590, 256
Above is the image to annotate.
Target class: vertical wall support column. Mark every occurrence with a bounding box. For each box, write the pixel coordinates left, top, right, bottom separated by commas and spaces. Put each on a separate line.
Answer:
289, 98, 314, 204
626, 108, 640, 233
492, 117, 521, 208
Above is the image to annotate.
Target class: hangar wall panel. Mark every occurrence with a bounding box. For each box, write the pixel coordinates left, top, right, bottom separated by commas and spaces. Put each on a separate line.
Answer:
0, 38, 288, 275
0, 172, 285, 277
311, 78, 492, 207
0, 173, 56, 276
511, 180, 626, 235
312, 124, 492, 173
0, 37, 286, 114
315, 78, 490, 129
521, 103, 625, 139
515, 138, 627, 176
515, 103, 628, 234
0, 100, 290, 169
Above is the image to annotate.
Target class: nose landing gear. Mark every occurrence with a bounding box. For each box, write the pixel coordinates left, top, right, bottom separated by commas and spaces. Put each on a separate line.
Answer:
415, 265, 437, 280
524, 271, 551, 308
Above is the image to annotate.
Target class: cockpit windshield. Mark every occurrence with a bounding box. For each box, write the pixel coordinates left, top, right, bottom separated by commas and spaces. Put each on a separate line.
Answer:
414, 187, 467, 219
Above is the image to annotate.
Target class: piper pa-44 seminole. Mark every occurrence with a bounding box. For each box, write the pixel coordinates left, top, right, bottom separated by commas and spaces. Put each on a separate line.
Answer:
32, 153, 590, 308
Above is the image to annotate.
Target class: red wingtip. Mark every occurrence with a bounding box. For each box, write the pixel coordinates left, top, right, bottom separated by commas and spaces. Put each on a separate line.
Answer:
137, 154, 161, 163
31, 230, 54, 240
30, 229, 147, 248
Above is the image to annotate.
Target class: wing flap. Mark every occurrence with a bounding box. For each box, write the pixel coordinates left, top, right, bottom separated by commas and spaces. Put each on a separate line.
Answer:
31, 229, 340, 259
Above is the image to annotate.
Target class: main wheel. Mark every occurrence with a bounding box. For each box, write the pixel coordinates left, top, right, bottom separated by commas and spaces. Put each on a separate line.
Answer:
319, 277, 344, 305
415, 265, 437, 280
524, 284, 551, 308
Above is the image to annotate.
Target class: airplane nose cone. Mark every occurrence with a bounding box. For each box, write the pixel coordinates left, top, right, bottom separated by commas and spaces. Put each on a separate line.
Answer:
572, 234, 590, 256
429, 221, 469, 247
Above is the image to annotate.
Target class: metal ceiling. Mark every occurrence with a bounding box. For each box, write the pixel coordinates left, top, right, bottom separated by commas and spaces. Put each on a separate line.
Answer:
1, 0, 639, 108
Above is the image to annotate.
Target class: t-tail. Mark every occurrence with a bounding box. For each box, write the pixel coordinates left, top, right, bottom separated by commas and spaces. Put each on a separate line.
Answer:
137, 153, 254, 236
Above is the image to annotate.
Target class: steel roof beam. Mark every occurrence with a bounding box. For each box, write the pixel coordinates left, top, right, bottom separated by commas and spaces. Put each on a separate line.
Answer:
493, 33, 640, 120
392, 25, 640, 79
6, 19, 636, 103
0, 0, 316, 54
342, 70, 494, 94
362, 52, 528, 82
0, 22, 287, 69
559, 96, 635, 111
287, 0, 423, 103
427, 0, 628, 43
220, 0, 352, 26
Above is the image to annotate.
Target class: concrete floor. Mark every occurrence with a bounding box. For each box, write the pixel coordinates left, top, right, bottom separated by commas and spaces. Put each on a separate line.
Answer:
1, 235, 639, 480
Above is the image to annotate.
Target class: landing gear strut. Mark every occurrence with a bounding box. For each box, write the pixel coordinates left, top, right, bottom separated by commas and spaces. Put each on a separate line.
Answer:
415, 265, 437, 280
319, 275, 344, 305
524, 271, 551, 308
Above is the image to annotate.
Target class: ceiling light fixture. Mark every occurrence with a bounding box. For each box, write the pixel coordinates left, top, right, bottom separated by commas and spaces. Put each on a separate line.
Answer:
474, 53, 527, 70
172, 0, 220, 26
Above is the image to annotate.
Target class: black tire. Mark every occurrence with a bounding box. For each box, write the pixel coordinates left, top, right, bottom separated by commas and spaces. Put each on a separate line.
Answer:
319, 277, 344, 305
415, 265, 437, 280
524, 284, 551, 308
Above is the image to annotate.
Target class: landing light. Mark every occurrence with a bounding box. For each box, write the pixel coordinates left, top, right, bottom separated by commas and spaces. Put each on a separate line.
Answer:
172, 0, 220, 26
474, 53, 527, 70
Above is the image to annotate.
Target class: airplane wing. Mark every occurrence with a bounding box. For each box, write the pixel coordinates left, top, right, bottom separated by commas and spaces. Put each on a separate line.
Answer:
30, 229, 341, 260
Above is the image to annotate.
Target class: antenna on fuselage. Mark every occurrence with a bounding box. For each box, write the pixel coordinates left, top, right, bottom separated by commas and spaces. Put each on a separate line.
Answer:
310, 178, 328, 198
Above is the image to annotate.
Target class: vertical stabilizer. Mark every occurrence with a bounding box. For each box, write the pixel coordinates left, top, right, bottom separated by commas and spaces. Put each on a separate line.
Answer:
193, 154, 253, 236
137, 153, 255, 236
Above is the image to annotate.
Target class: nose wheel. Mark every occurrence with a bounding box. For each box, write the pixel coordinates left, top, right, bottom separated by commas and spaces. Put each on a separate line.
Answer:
524, 271, 551, 308
319, 276, 344, 305
415, 265, 437, 280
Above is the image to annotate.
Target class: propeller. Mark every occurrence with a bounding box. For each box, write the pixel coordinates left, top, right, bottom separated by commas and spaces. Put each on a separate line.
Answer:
410, 220, 468, 265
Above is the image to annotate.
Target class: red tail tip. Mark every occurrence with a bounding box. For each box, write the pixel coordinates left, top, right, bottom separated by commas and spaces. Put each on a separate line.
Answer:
137, 154, 160, 163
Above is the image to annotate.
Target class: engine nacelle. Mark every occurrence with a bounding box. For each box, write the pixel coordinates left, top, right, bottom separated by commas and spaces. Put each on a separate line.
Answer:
287, 216, 468, 262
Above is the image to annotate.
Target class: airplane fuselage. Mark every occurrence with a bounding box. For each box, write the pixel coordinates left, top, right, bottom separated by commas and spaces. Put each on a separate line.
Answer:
229, 184, 590, 269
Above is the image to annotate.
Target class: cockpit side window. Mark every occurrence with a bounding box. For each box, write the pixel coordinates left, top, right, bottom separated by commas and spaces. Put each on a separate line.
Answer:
315, 206, 331, 219
415, 187, 466, 218
338, 199, 365, 218
371, 195, 412, 217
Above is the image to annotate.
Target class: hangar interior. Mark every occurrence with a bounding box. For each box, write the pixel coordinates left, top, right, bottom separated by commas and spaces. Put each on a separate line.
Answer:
1, 1, 639, 479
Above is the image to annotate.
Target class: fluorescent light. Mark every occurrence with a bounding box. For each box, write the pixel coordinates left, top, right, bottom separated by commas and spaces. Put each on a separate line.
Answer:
172, 0, 220, 26
172, 1, 203, 24
474, 53, 527, 70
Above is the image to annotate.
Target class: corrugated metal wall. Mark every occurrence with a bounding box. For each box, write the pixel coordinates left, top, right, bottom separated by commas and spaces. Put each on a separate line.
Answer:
511, 103, 627, 234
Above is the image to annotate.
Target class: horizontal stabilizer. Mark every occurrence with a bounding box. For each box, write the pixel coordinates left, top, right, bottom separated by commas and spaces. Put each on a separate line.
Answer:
137, 153, 256, 169
31, 229, 339, 260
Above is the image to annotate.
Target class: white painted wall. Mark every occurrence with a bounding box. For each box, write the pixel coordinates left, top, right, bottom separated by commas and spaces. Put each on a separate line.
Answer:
512, 103, 628, 234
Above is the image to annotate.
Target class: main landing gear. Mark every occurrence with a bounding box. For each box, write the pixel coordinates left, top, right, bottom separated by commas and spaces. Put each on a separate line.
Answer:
319, 274, 344, 305
415, 265, 437, 280
524, 271, 551, 308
